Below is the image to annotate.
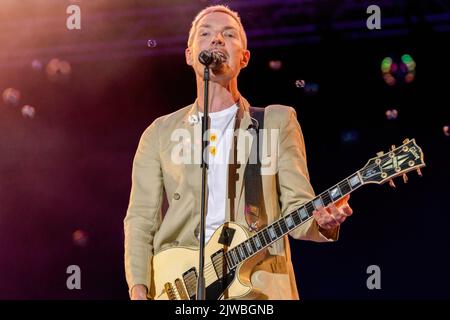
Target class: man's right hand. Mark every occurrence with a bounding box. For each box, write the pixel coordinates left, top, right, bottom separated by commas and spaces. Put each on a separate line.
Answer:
130, 284, 148, 300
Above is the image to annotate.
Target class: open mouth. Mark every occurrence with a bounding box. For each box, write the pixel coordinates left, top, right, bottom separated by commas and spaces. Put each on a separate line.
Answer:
211, 50, 227, 61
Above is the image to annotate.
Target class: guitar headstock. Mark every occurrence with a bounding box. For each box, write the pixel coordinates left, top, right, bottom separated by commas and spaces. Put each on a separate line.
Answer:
359, 138, 425, 186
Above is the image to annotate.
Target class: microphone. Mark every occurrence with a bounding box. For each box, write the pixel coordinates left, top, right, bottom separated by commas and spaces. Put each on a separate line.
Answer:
198, 50, 225, 68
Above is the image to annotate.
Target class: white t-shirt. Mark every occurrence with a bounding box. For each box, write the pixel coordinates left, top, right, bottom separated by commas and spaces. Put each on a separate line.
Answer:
199, 104, 238, 242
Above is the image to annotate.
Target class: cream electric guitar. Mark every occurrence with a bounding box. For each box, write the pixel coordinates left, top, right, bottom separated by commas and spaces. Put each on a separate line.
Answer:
149, 138, 425, 300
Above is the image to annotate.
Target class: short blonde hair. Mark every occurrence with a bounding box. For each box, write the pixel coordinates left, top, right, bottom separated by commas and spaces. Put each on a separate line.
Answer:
187, 5, 247, 49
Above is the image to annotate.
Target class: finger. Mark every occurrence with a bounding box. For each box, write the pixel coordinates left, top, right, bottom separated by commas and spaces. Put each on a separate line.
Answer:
335, 213, 347, 224
313, 209, 328, 226
317, 211, 339, 229
322, 217, 339, 229
314, 206, 329, 218
327, 204, 348, 224
335, 194, 350, 208
327, 203, 341, 218
342, 204, 353, 216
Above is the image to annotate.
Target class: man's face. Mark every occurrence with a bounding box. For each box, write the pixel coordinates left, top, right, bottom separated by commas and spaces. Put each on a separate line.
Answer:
185, 12, 250, 81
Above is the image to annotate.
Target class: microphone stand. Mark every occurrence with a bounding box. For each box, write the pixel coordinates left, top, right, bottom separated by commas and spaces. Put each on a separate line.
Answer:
197, 57, 211, 301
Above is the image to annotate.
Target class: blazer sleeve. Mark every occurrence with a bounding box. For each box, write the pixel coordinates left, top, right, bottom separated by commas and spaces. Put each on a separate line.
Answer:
124, 118, 164, 295
276, 106, 339, 242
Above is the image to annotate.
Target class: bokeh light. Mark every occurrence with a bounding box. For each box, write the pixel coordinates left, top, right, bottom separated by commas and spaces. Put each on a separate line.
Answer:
147, 39, 157, 48
2, 88, 21, 106
295, 79, 305, 88
381, 54, 416, 86
304, 82, 319, 95
72, 229, 89, 247
21, 105, 35, 118
386, 109, 399, 120
46, 58, 72, 83
296, 80, 319, 95
31, 59, 43, 72
269, 60, 282, 70
341, 129, 359, 144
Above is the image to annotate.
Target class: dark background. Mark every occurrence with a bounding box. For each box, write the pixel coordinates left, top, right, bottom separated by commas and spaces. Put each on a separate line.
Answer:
0, 0, 449, 299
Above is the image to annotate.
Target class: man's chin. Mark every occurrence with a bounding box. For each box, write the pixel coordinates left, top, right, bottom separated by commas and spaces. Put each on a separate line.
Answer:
211, 64, 235, 78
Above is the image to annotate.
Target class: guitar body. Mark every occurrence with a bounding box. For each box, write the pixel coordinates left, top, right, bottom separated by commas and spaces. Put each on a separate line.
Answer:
149, 222, 265, 300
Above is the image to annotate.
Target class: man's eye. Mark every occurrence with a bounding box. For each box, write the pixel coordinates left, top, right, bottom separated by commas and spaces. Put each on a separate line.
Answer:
225, 32, 235, 37
200, 32, 209, 36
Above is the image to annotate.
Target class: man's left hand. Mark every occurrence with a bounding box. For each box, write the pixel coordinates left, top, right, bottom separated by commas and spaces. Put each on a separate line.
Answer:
312, 194, 353, 230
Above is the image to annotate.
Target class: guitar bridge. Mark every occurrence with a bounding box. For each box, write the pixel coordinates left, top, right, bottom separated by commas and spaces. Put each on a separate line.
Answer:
164, 282, 177, 300
174, 278, 189, 300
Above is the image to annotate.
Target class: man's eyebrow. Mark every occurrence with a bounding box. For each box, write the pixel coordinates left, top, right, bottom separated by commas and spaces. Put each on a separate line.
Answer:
198, 24, 211, 29
198, 24, 238, 31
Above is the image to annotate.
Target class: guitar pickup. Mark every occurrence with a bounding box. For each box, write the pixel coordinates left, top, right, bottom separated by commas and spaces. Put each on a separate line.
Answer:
218, 226, 235, 246
182, 267, 198, 300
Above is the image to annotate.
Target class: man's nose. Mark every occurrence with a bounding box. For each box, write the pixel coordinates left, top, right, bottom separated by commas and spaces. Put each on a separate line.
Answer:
211, 32, 225, 46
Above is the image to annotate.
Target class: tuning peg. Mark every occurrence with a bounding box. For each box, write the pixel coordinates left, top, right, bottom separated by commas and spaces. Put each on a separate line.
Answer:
376, 151, 384, 157
403, 138, 410, 144
417, 168, 423, 177
402, 174, 408, 184
389, 179, 396, 188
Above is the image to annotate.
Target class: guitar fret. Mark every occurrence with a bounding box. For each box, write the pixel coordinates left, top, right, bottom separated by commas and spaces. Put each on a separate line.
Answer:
231, 249, 239, 264
305, 202, 315, 216
329, 185, 341, 201
321, 191, 332, 206
273, 222, 282, 237
237, 245, 245, 260
241, 243, 249, 257
279, 218, 288, 233
338, 180, 351, 195
258, 232, 267, 246
249, 237, 257, 252
225, 252, 232, 268
254, 235, 262, 249
245, 241, 253, 255
285, 215, 295, 229
262, 229, 271, 244
235, 248, 242, 264
268, 226, 277, 240
297, 206, 308, 221
349, 173, 362, 189
313, 197, 324, 209
292, 211, 301, 224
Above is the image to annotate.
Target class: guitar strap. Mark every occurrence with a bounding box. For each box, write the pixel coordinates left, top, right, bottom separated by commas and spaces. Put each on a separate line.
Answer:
244, 107, 268, 232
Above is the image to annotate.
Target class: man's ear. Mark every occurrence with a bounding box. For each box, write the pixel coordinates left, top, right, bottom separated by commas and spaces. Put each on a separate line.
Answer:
185, 47, 193, 66
240, 49, 250, 68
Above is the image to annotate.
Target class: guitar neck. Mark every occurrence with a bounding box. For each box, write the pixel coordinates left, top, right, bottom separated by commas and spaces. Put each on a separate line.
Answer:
224, 170, 364, 269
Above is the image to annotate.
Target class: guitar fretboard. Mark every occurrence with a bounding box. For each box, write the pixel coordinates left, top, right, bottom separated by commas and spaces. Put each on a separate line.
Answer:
224, 171, 364, 269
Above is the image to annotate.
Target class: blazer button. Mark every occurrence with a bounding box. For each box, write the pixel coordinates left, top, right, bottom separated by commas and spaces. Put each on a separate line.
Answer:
173, 193, 181, 200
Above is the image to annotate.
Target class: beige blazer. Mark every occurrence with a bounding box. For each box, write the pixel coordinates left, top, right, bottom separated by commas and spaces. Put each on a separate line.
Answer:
124, 96, 338, 300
